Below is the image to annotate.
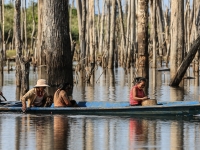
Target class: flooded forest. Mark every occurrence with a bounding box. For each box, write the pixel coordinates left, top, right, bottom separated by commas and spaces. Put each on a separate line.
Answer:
0, 0, 200, 99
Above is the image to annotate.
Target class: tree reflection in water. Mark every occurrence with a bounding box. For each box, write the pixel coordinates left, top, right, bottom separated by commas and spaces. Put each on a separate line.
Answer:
0, 66, 200, 149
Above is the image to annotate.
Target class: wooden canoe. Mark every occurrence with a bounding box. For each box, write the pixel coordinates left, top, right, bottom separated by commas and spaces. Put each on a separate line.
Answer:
0, 101, 200, 116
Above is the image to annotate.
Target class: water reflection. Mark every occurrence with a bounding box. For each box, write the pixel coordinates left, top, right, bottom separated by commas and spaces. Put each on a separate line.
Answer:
1, 114, 200, 149
0, 66, 200, 102
1, 65, 200, 149
54, 115, 69, 150
129, 119, 148, 149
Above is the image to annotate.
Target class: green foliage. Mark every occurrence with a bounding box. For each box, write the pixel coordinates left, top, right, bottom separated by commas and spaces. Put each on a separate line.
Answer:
4, 3, 38, 45
71, 8, 77, 16
6, 50, 16, 58
25, 2, 38, 43
4, 4, 14, 39
4, 3, 79, 48
69, 8, 79, 41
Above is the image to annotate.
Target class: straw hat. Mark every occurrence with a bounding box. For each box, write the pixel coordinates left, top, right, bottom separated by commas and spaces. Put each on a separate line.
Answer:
34, 79, 50, 88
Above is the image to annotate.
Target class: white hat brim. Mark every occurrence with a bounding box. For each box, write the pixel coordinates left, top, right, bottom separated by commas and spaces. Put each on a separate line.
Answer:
34, 85, 50, 88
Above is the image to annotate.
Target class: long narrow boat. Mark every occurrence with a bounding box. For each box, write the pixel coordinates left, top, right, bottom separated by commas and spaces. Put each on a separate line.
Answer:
0, 100, 200, 116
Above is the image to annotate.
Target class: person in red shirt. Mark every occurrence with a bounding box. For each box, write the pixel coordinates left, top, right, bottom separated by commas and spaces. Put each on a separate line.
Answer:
129, 77, 149, 106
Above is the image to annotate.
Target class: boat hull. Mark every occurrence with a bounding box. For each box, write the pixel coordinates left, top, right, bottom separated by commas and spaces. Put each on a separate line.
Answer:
0, 101, 200, 116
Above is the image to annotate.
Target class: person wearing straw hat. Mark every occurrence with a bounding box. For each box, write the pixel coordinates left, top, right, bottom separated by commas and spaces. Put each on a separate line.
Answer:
21, 79, 52, 112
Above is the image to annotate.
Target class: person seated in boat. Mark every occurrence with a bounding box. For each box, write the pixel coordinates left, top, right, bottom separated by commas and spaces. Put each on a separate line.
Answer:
129, 77, 149, 106
21, 79, 53, 112
54, 82, 78, 107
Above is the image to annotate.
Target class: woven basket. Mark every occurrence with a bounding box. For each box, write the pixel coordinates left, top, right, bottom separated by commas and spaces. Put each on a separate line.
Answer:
141, 99, 157, 106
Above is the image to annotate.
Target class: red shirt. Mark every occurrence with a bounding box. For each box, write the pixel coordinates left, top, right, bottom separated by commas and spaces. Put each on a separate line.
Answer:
129, 85, 145, 105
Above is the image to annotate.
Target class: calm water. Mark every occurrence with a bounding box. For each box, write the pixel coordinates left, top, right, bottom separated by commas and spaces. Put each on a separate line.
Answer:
0, 65, 200, 150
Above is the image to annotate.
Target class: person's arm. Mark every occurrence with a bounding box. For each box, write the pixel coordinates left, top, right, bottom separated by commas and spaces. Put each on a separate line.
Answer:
61, 91, 72, 106
132, 87, 149, 101
21, 90, 32, 112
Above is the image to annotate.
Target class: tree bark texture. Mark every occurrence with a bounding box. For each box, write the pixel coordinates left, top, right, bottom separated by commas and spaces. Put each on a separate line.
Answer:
151, 0, 157, 68
129, 0, 136, 67
31, 2, 36, 52
37, 0, 46, 66
116, 0, 125, 67
99, 0, 105, 55
191, 0, 200, 73
137, 0, 149, 79
15, 0, 22, 88
15, 0, 30, 96
170, 0, 184, 79
164, 9, 170, 66
76, 0, 82, 43
43, 0, 73, 86
89, 0, 95, 67
81, 0, 86, 68
156, 0, 165, 56
0, 0, 3, 74
0, 0, 2, 27
108, 0, 116, 69
1, 0, 4, 60
169, 35, 200, 86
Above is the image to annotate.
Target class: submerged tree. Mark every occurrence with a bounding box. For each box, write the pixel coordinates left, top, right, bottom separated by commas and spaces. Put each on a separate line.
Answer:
137, 0, 149, 79
108, 0, 116, 69
37, 0, 73, 86
170, 0, 184, 81
15, 0, 30, 97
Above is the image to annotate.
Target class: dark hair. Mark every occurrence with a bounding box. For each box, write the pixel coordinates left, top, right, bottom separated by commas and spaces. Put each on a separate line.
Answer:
134, 77, 147, 84
58, 83, 72, 90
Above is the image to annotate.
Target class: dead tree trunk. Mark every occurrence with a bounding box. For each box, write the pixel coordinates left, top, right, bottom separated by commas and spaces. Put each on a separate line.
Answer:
169, 35, 200, 86
31, 1, 36, 72
37, 0, 46, 66
0, 0, 3, 78
76, 0, 82, 43
96, 0, 100, 51
129, 0, 136, 67
81, 0, 86, 69
151, 0, 157, 68
192, 0, 200, 74
1, 0, 5, 60
108, 0, 116, 69
23, 0, 28, 57
170, 0, 184, 79
137, 0, 149, 79
15, 0, 22, 89
156, 0, 166, 56
116, 0, 125, 67
89, 0, 95, 67
164, 9, 170, 67
43, 0, 73, 86
99, 0, 105, 55
124, 0, 130, 68
15, 0, 30, 96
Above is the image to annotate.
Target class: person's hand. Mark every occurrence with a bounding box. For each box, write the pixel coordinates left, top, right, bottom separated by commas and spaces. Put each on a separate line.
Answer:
22, 105, 27, 113
143, 96, 149, 100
